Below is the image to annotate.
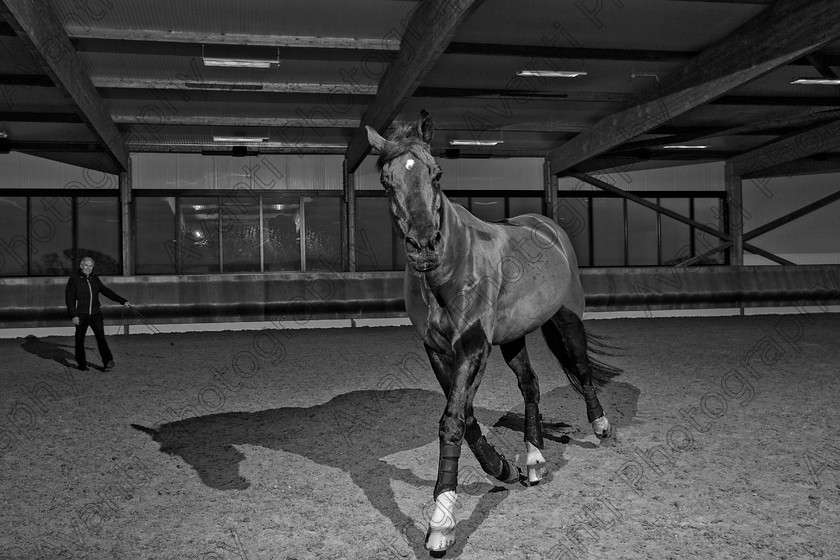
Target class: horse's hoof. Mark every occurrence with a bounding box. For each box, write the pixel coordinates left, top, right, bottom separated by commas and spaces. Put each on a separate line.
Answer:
592, 415, 613, 439
527, 463, 544, 485
425, 528, 456, 554
526, 445, 546, 485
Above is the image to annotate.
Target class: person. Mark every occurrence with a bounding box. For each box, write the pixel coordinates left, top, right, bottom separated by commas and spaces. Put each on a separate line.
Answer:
65, 256, 129, 371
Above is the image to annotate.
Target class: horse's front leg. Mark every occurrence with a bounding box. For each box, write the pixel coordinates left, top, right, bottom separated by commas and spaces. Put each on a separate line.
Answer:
424, 323, 493, 554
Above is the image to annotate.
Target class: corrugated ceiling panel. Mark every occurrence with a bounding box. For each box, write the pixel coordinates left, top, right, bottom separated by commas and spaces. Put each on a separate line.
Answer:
285, 155, 343, 190
0, 152, 118, 189
132, 153, 342, 190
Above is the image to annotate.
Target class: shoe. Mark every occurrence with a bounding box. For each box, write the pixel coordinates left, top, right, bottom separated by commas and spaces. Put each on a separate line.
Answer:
105, 360, 115, 370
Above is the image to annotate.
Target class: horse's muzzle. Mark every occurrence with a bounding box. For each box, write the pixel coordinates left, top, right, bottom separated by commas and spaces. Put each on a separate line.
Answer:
409, 251, 440, 272
405, 231, 442, 272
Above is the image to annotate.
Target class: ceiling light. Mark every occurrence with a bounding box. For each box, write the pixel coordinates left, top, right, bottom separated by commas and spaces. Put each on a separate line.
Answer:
0, 130, 7, 139
201, 44, 279, 69
449, 139, 504, 146
517, 70, 587, 78
662, 144, 709, 149
790, 77, 840, 85
212, 135, 269, 143
203, 57, 273, 69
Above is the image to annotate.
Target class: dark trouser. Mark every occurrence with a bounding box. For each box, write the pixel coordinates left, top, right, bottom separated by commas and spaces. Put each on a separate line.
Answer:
74, 314, 113, 368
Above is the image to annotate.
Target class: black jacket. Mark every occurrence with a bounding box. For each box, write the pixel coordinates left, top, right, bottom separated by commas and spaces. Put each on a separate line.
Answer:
65, 272, 126, 317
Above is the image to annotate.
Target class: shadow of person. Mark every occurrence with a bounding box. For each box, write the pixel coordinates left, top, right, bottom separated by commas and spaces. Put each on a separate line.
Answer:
21, 335, 75, 368
135, 383, 641, 558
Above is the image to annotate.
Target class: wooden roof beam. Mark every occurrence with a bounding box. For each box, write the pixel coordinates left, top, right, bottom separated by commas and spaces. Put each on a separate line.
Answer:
1, 0, 129, 173
65, 26, 400, 51
744, 155, 840, 178
729, 118, 840, 177
345, 0, 485, 172
547, 0, 840, 175
92, 77, 378, 96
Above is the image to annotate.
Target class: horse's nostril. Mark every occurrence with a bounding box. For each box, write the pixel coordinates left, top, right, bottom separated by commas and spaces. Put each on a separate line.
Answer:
405, 236, 422, 253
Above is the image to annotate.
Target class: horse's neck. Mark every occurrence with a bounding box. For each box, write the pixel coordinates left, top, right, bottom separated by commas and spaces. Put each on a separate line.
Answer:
429, 193, 470, 286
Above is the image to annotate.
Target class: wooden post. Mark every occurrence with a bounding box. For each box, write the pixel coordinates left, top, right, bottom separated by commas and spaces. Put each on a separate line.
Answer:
120, 157, 133, 276
343, 159, 356, 272
725, 162, 743, 267
543, 159, 557, 220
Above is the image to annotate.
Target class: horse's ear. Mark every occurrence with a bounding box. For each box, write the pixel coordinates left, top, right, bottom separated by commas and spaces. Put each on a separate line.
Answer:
366, 126, 387, 151
419, 109, 434, 144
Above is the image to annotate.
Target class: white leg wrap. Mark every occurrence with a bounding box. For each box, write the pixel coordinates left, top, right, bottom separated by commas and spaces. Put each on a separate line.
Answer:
525, 442, 546, 484
425, 490, 457, 552
592, 414, 612, 438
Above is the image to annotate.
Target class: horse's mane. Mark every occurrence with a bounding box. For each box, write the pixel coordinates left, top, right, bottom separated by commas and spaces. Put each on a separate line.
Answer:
375, 123, 428, 170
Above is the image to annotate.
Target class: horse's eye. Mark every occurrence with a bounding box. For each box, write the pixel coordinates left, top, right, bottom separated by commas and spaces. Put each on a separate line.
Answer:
380, 178, 391, 191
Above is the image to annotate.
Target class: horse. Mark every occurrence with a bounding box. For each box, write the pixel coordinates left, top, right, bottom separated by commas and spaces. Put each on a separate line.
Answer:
365, 110, 620, 555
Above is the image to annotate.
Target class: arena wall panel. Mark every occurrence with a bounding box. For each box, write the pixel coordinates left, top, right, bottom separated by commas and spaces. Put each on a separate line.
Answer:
2, 266, 838, 329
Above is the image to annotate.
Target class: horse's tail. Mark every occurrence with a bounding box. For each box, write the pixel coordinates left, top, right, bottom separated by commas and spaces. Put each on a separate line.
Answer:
585, 331, 623, 384
540, 319, 622, 395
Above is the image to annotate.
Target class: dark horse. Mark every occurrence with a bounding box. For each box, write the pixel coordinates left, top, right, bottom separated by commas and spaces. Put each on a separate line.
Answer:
366, 111, 620, 554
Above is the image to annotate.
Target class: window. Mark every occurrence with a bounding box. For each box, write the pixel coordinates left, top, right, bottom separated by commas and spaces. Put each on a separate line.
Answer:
660, 198, 691, 266
693, 197, 726, 265
355, 196, 393, 272
557, 197, 590, 267
262, 196, 300, 272
133, 192, 341, 275
558, 191, 725, 267
304, 196, 342, 272
592, 198, 624, 266
627, 200, 658, 266
221, 194, 261, 273
135, 197, 176, 274
0, 193, 124, 277
181, 197, 220, 274
30, 195, 73, 275
0, 197, 28, 276
78, 197, 121, 275
509, 197, 543, 217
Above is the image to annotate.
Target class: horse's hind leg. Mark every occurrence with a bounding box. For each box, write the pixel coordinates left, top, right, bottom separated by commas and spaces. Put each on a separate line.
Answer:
543, 307, 613, 439
500, 337, 546, 485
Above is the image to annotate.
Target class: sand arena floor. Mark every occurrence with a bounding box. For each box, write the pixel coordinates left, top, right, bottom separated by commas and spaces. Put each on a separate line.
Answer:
1, 313, 839, 559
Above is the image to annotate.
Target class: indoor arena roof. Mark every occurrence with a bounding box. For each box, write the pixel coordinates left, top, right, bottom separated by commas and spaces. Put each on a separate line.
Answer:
2, 0, 840, 178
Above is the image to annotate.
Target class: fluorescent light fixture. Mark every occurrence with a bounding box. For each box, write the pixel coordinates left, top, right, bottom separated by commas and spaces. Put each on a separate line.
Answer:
517, 70, 587, 78
203, 57, 273, 69
662, 144, 709, 149
201, 44, 279, 69
791, 77, 840, 85
449, 139, 504, 146
212, 135, 269, 143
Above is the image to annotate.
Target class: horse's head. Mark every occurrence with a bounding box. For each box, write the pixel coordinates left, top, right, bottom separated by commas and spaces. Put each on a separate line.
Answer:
366, 110, 443, 273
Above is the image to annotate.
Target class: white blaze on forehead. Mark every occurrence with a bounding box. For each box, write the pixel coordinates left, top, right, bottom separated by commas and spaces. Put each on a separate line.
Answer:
405, 158, 415, 170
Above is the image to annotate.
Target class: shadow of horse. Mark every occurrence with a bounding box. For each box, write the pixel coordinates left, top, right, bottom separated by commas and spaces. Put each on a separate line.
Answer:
136, 382, 640, 558
21, 335, 75, 369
